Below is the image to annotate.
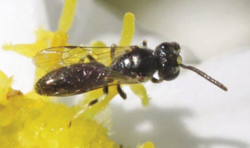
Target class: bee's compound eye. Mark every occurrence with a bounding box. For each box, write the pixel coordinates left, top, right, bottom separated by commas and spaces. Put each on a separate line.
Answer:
158, 66, 180, 81
172, 42, 180, 50
158, 42, 172, 50
157, 42, 181, 55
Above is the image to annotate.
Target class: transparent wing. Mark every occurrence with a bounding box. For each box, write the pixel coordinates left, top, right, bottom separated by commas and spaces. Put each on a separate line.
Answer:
33, 45, 132, 71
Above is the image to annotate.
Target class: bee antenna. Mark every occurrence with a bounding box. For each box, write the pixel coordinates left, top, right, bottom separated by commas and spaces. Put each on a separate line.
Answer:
180, 64, 228, 91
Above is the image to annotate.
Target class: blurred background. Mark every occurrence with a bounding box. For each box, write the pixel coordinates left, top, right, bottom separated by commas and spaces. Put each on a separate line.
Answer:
46, 0, 250, 63
0, 0, 250, 148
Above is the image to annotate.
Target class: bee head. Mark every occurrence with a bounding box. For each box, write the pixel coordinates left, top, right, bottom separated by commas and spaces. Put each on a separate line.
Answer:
155, 42, 182, 80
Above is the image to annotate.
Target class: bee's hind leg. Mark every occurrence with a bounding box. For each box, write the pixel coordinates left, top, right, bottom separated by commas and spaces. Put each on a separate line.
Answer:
68, 86, 109, 127
103, 86, 109, 94
117, 85, 127, 100
68, 98, 99, 127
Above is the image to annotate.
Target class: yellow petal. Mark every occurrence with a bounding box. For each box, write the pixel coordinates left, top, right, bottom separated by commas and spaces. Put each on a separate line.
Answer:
138, 141, 155, 148
58, 0, 77, 33
129, 84, 150, 107
0, 70, 12, 105
0, 105, 16, 126
50, 31, 68, 47
2, 43, 46, 57
119, 12, 135, 46
2, 28, 53, 58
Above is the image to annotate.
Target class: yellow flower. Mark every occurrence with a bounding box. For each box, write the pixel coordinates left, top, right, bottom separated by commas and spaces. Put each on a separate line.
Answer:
138, 142, 155, 148
0, 70, 13, 106
1, 0, 155, 147
0, 75, 115, 147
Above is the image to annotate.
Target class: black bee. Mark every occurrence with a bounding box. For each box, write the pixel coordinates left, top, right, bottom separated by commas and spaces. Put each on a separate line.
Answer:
34, 41, 227, 100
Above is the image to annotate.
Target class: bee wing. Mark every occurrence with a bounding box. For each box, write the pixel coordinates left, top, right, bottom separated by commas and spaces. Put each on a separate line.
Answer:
99, 66, 141, 85
79, 65, 142, 93
33, 46, 132, 71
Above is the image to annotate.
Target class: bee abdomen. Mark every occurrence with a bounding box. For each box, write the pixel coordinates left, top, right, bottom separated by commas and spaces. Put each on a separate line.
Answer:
35, 62, 110, 96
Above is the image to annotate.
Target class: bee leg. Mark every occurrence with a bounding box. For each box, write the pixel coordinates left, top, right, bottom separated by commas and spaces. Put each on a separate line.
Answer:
141, 40, 147, 47
117, 85, 127, 100
79, 54, 97, 63
111, 44, 117, 59
68, 98, 97, 127
86, 54, 97, 62
88, 98, 99, 106
68, 89, 109, 127
103, 86, 109, 94
151, 77, 163, 83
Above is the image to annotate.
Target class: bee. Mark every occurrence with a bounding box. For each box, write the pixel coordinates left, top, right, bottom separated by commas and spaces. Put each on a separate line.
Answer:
34, 41, 227, 101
